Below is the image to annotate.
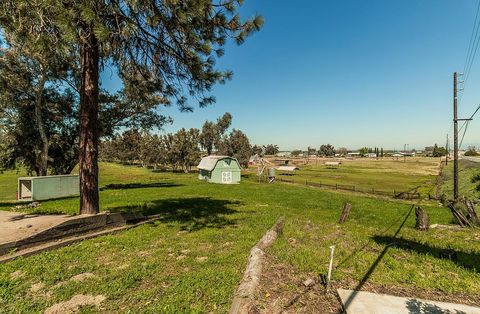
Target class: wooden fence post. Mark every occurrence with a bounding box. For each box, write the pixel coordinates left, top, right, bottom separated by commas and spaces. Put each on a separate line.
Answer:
415, 206, 429, 230
339, 202, 352, 224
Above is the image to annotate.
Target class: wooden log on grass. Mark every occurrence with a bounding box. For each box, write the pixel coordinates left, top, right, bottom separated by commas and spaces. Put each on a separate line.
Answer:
339, 202, 352, 224
229, 217, 285, 314
415, 206, 429, 230
465, 199, 480, 226
448, 201, 473, 228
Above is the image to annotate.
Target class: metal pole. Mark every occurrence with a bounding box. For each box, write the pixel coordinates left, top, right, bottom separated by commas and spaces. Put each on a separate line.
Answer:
326, 245, 335, 290
453, 72, 459, 201
446, 134, 449, 165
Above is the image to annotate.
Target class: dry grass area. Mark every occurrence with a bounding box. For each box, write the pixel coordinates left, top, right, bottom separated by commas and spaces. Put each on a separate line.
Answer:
254, 157, 442, 196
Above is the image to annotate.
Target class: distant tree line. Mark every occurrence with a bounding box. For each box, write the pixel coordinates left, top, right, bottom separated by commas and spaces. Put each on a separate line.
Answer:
100, 113, 253, 172
252, 144, 279, 156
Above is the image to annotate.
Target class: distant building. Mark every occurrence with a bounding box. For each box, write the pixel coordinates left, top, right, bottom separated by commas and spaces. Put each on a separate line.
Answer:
197, 156, 241, 184
276, 151, 291, 157
347, 152, 360, 157
277, 166, 299, 172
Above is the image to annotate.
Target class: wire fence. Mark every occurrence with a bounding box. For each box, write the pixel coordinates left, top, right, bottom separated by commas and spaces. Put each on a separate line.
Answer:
275, 177, 429, 200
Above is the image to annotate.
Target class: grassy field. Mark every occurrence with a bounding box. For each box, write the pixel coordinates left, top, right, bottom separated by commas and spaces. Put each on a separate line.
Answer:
0, 169, 26, 202
0, 163, 479, 312
275, 157, 440, 196
439, 159, 480, 200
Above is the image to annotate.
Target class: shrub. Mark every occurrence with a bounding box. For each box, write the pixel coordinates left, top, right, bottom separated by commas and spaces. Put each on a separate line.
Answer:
472, 173, 480, 183
465, 150, 479, 156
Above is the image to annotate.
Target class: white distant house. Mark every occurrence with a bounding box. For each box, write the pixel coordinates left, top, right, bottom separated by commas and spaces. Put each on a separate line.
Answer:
367, 153, 377, 158
276, 151, 291, 157
277, 166, 299, 172
325, 161, 341, 166
347, 152, 360, 157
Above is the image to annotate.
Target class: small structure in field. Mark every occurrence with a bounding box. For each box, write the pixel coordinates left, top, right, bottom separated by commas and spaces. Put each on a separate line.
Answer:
197, 156, 241, 184
18, 175, 79, 201
325, 161, 341, 166
277, 165, 299, 175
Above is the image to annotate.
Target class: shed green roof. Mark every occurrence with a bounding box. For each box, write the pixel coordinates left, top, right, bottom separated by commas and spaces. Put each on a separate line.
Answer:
197, 156, 240, 171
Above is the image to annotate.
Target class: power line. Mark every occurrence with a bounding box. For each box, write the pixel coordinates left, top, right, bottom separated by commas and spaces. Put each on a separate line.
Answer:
463, 0, 480, 77
461, 0, 480, 94
458, 104, 480, 149
459, 120, 469, 149
458, 103, 480, 133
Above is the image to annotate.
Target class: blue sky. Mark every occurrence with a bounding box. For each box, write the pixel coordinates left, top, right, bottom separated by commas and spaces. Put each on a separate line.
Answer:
101, 0, 480, 151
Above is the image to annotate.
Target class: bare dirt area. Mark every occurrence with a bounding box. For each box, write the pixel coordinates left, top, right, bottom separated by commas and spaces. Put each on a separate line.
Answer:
252, 253, 343, 313
253, 253, 480, 313
44, 294, 106, 314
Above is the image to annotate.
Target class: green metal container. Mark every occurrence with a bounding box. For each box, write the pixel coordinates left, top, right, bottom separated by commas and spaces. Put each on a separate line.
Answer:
18, 175, 79, 201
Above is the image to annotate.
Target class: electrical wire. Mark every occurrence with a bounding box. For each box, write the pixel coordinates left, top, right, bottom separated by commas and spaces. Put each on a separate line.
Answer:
458, 104, 480, 148
463, 0, 480, 78
461, 0, 480, 96
459, 121, 469, 149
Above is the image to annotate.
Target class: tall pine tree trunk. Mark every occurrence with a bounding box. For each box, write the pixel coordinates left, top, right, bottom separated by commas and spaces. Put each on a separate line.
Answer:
79, 29, 100, 215
34, 71, 48, 176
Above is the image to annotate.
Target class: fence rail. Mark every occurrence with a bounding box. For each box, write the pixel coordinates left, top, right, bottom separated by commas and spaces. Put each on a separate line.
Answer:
275, 177, 423, 200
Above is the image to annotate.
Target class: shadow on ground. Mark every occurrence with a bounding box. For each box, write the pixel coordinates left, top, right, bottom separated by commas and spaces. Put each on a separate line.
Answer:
372, 235, 480, 273
100, 182, 183, 190
406, 298, 466, 314
109, 197, 241, 232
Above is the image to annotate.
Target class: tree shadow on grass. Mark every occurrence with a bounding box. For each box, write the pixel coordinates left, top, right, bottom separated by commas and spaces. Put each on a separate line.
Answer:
109, 197, 241, 232
100, 182, 183, 191
372, 235, 480, 273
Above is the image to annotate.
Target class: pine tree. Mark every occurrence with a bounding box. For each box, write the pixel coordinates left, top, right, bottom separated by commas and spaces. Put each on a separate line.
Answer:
1, 1, 262, 214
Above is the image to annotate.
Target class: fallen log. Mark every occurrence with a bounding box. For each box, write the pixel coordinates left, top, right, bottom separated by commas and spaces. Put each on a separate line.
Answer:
229, 217, 285, 314
465, 199, 480, 226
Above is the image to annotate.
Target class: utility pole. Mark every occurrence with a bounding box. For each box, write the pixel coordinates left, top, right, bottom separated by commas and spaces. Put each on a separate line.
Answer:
453, 72, 459, 201
445, 134, 449, 165
404, 144, 406, 162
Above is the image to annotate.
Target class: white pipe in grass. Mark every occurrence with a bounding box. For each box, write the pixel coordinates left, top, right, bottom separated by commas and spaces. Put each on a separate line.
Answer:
327, 245, 335, 290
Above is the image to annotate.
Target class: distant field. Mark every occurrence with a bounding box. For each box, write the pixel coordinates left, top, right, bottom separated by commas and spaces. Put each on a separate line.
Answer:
274, 157, 440, 196
439, 159, 480, 199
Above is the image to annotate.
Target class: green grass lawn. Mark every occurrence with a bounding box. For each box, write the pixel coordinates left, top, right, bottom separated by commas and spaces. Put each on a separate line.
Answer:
0, 163, 479, 312
0, 169, 27, 202
439, 159, 480, 200
274, 157, 440, 196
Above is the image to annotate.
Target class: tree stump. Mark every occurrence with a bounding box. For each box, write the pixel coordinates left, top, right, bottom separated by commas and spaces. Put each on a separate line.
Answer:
415, 206, 429, 230
339, 202, 352, 224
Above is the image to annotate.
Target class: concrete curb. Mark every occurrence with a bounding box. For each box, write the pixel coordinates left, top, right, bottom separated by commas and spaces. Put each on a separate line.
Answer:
0, 213, 162, 264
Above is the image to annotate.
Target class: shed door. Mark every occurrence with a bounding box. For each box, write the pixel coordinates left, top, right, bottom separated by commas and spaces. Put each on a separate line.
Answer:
221, 171, 232, 183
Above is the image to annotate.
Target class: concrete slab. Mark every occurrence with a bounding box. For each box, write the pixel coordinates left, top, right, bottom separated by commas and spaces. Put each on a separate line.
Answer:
0, 211, 72, 245
338, 289, 480, 314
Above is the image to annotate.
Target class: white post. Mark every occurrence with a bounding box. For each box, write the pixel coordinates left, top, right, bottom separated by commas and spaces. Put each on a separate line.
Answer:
327, 245, 335, 290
